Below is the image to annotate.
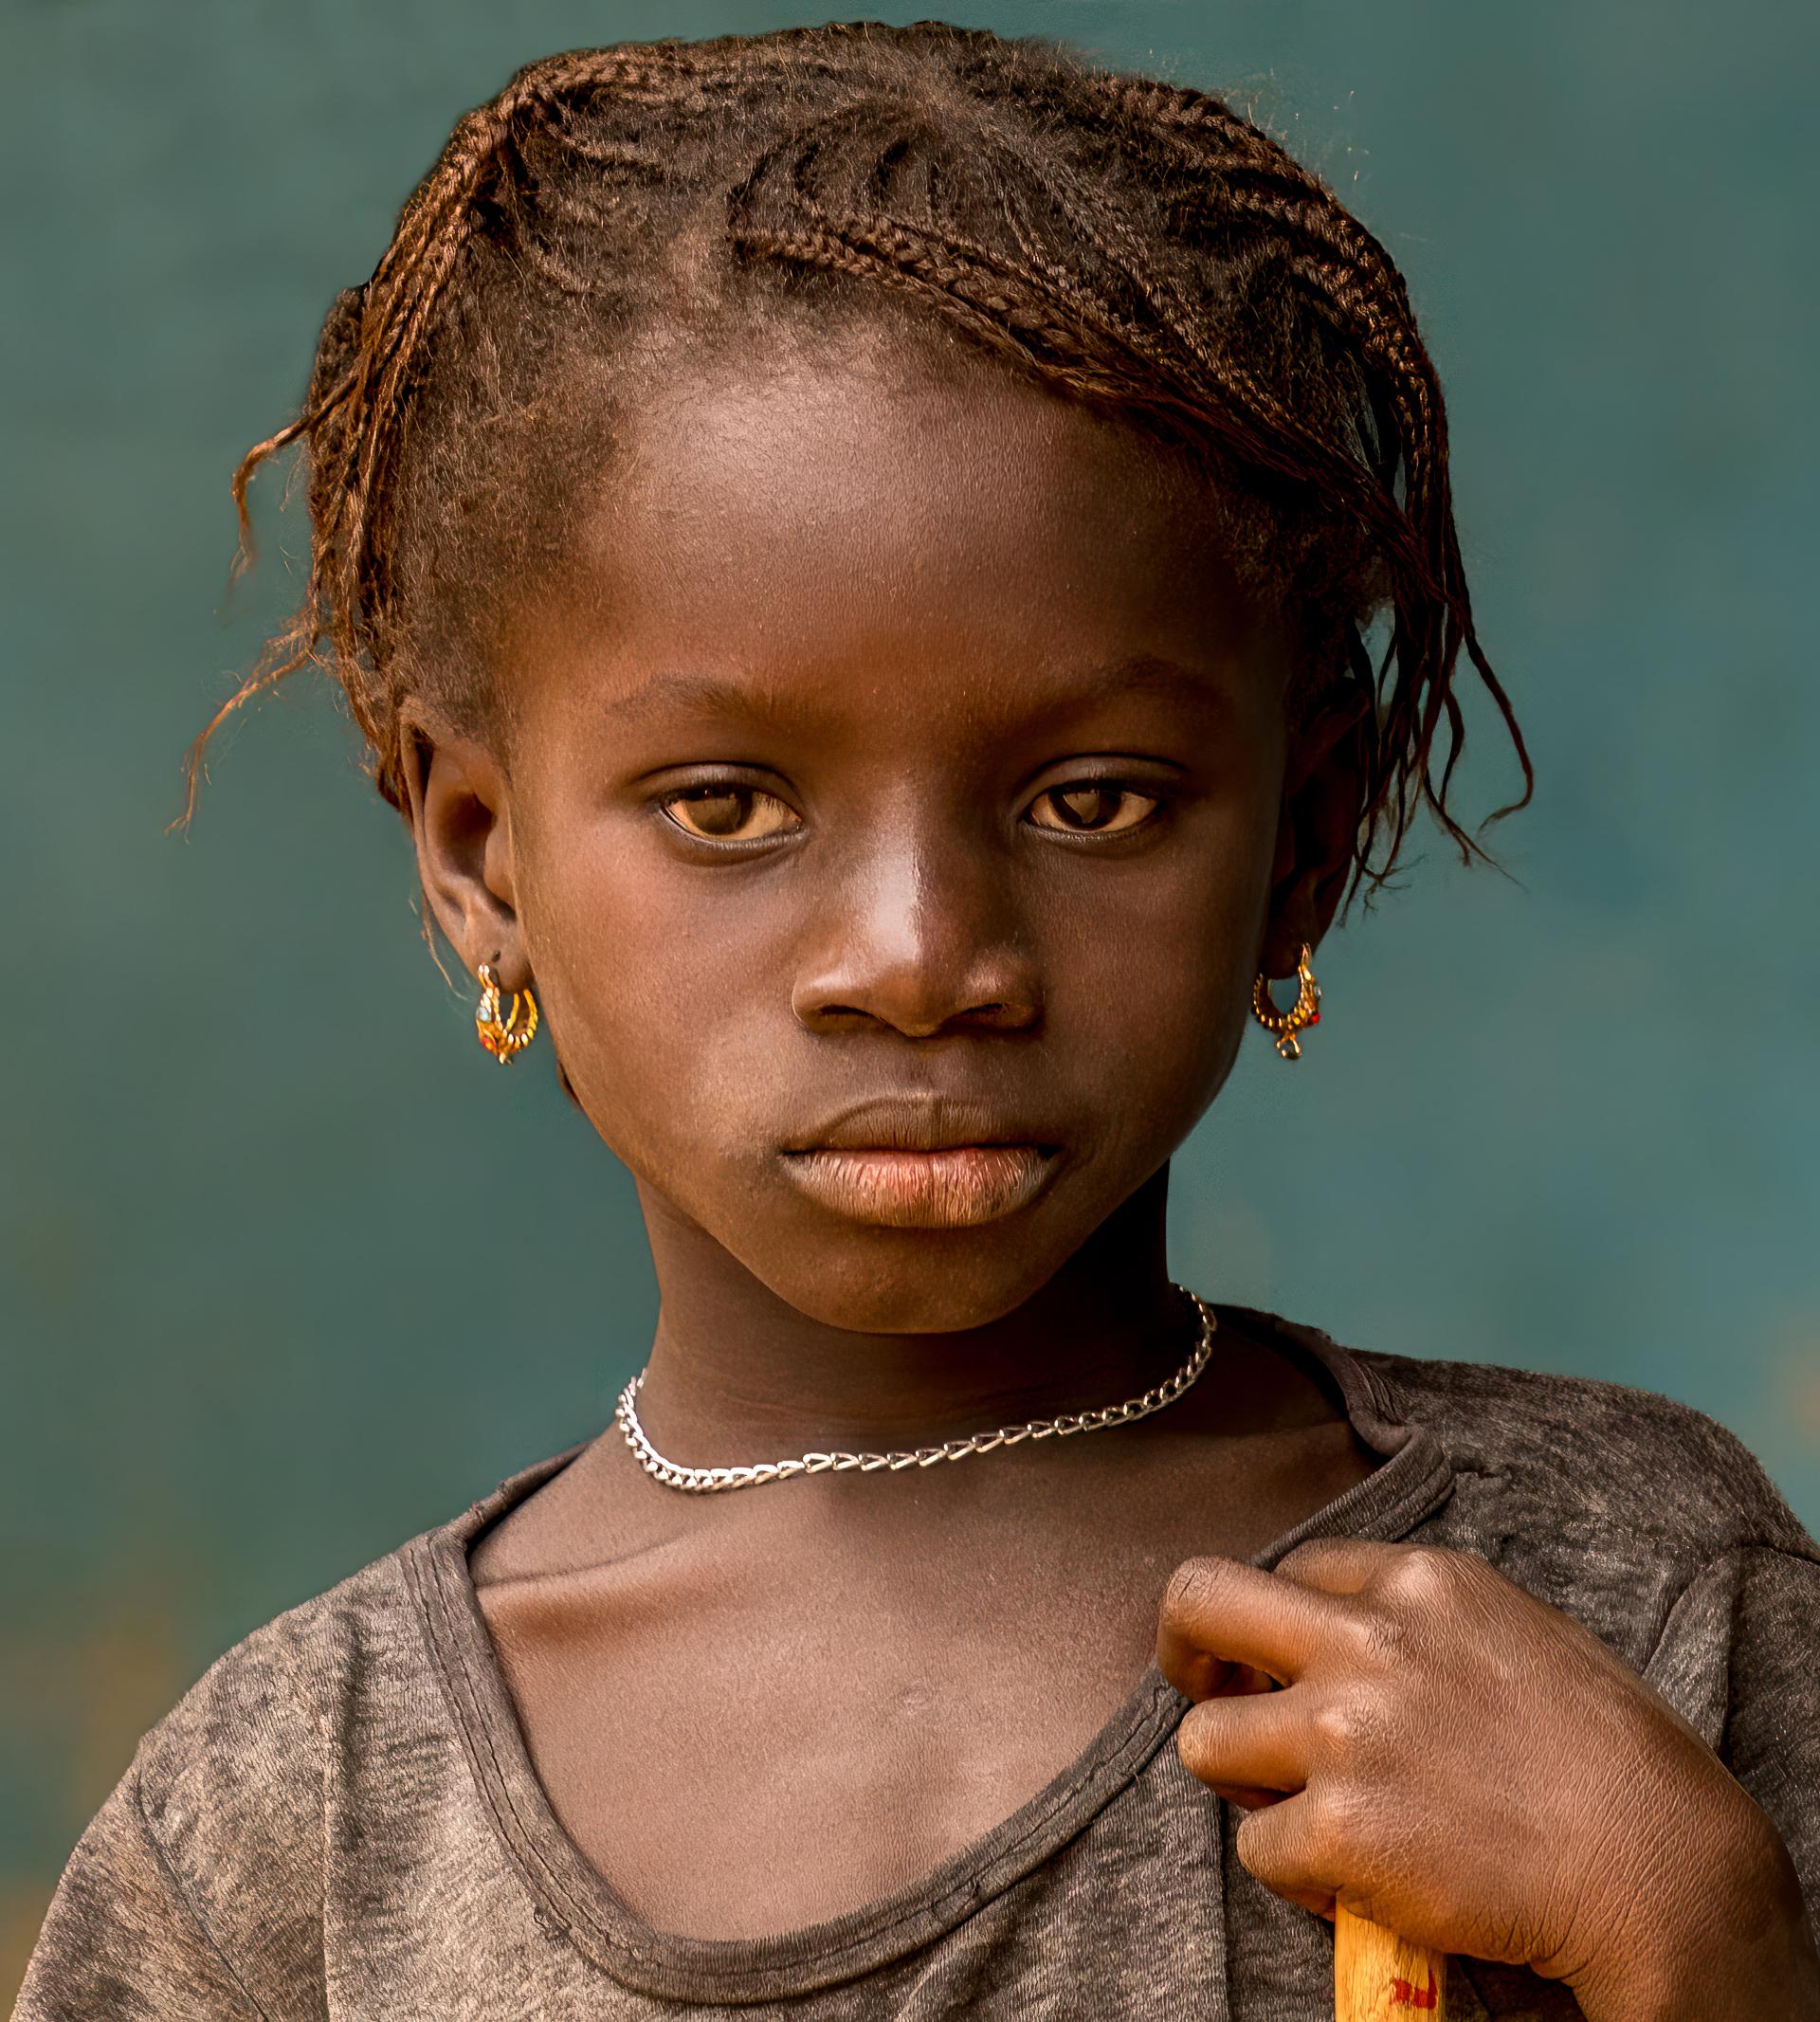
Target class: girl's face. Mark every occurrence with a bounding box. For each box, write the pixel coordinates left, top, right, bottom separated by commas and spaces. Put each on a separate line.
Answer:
410, 337, 1361, 1332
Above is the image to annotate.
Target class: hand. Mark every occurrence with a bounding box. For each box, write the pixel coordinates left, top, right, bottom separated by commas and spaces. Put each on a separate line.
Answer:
1156, 1538, 1818, 2017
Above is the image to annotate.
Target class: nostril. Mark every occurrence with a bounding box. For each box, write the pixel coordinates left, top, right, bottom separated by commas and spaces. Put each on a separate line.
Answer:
792, 950, 1043, 1039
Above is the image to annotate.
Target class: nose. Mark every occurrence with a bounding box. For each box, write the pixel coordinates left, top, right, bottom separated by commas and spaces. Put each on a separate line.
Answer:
791, 818, 1043, 1040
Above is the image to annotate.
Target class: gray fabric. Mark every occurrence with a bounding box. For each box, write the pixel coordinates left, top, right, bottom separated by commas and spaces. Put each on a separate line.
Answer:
16, 1302, 1820, 2020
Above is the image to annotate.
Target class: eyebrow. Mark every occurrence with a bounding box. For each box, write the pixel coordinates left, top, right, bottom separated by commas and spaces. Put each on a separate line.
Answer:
598, 669, 787, 721
1054, 654, 1225, 707
596, 653, 1226, 724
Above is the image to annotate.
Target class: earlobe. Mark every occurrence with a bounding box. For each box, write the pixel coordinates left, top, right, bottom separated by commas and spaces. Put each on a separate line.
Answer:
398, 702, 527, 991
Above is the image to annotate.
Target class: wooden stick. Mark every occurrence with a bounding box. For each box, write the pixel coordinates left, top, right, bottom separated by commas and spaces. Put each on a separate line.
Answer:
1335, 1901, 1447, 2018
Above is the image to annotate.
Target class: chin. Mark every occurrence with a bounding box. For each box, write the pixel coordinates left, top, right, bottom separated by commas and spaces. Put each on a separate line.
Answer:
750, 1233, 1079, 1336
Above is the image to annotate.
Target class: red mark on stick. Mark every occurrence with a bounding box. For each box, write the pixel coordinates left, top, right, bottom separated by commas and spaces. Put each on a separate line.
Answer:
1389, 1972, 1438, 2009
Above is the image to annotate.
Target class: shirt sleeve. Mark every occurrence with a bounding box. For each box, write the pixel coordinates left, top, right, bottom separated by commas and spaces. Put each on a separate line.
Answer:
1644, 1539, 1820, 1927
12, 1761, 265, 2021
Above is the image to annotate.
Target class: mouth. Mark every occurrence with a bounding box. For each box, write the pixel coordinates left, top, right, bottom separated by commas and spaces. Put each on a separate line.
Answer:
779, 1098, 1063, 1230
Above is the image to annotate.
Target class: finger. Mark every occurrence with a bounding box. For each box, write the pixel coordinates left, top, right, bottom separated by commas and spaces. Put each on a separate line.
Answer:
1176, 1680, 1311, 1798
1230, 1785, 1347, 1917
1158, 1555, 1355, 1693
1200, 1781, 1290, 1813
1271, 1534, 1420, 1598
1175, 1670, 1294, 1812
1162, 1652, 1281, 1703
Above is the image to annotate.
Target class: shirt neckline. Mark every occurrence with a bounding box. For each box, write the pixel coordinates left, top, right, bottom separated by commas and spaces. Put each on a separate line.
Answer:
402, 1300, 1456, 2003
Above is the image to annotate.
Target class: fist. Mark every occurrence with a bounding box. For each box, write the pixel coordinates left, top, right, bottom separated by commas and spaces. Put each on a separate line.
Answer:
1156, 1537, 1775, 1995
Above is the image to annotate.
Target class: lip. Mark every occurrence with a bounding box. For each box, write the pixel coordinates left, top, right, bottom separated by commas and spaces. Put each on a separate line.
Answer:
780, 1145, 1057, 1228
779, 1097, 1063, 1229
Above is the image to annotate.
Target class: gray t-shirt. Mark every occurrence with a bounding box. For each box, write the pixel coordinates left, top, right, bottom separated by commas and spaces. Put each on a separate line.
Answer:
16, 1302, 1820, 2020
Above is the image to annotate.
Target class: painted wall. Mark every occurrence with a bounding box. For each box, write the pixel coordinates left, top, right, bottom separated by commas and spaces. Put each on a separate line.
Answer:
5, 0, 1815, 1994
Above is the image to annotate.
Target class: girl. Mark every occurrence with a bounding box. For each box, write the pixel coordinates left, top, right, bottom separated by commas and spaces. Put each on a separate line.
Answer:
18, 20, 1818, 2019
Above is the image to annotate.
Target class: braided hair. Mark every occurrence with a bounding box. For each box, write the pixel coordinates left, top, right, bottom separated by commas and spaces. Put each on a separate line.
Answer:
189, 19, 1532, 917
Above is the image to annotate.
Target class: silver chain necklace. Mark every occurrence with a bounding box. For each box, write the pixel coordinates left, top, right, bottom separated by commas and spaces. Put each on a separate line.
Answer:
613, 1284, 1217, 1494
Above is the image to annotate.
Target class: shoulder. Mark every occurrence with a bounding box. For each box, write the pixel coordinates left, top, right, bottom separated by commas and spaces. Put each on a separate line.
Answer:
136, 1535, 420, 1786
1344, 1339, 1816, 1564
127, 1536, 434, 1995
19, 1530, 462, 2019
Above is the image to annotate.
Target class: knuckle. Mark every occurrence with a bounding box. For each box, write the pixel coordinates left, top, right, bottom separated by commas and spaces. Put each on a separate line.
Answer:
1374, 1543, 1455, 1605
1347, 1548, 1463, 1665
1301, 1775, 1368, 1867
1310, 1684, 1395, 1766
1310, 1693, 1366, 1756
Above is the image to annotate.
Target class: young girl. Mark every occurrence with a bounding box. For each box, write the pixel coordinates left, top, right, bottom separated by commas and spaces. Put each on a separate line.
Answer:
18, 20, 1818, 2020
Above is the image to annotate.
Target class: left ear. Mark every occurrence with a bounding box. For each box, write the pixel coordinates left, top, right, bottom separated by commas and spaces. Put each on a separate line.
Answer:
1260, 678, 1373, 979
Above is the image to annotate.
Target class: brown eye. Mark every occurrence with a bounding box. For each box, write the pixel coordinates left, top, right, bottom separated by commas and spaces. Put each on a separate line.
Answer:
1028, 783, 1159, 835
662, 786, 800, 842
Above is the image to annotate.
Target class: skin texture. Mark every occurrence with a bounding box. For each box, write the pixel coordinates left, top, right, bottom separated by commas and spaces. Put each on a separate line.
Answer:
1160, 1541, 1819, 2018
403, 337, 1816, 2012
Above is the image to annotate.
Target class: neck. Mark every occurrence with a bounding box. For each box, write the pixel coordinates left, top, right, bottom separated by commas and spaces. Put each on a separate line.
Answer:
628, 1168, 1198, 1466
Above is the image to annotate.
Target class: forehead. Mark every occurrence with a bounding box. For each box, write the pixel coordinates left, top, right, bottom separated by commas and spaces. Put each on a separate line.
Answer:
513, 337, 1285, 734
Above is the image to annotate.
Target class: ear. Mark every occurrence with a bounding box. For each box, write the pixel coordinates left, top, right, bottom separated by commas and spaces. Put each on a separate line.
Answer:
1260, 679, 1373, 980
398, 700, 529, 993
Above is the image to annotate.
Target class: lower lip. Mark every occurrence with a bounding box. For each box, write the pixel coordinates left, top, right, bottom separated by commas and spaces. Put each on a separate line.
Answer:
780, 1145, 1058, 1228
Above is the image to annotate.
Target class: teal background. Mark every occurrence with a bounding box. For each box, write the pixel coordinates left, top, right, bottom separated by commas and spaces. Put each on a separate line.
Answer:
4, 0, 1816, 1992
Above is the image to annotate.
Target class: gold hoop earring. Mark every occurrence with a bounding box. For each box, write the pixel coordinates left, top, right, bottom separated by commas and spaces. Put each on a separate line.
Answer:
1251, 942, 1321, 1061
475, 961, 538, 1065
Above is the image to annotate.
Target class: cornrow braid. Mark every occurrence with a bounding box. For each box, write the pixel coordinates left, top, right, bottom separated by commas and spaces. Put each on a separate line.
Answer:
187, 18, 1532, 920
1108, 78, 1525, 841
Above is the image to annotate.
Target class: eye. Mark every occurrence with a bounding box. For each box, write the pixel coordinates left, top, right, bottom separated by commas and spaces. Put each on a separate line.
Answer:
660, 785, 801, 843
1028, 782, 1160, 836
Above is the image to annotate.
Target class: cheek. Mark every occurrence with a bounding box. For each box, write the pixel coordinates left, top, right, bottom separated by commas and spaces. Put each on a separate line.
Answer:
1035, 829, 1265, 1137
510, 804, 821, 1211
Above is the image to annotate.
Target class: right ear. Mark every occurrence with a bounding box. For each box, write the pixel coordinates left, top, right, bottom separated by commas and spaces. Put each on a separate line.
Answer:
397, 700, 529, 993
